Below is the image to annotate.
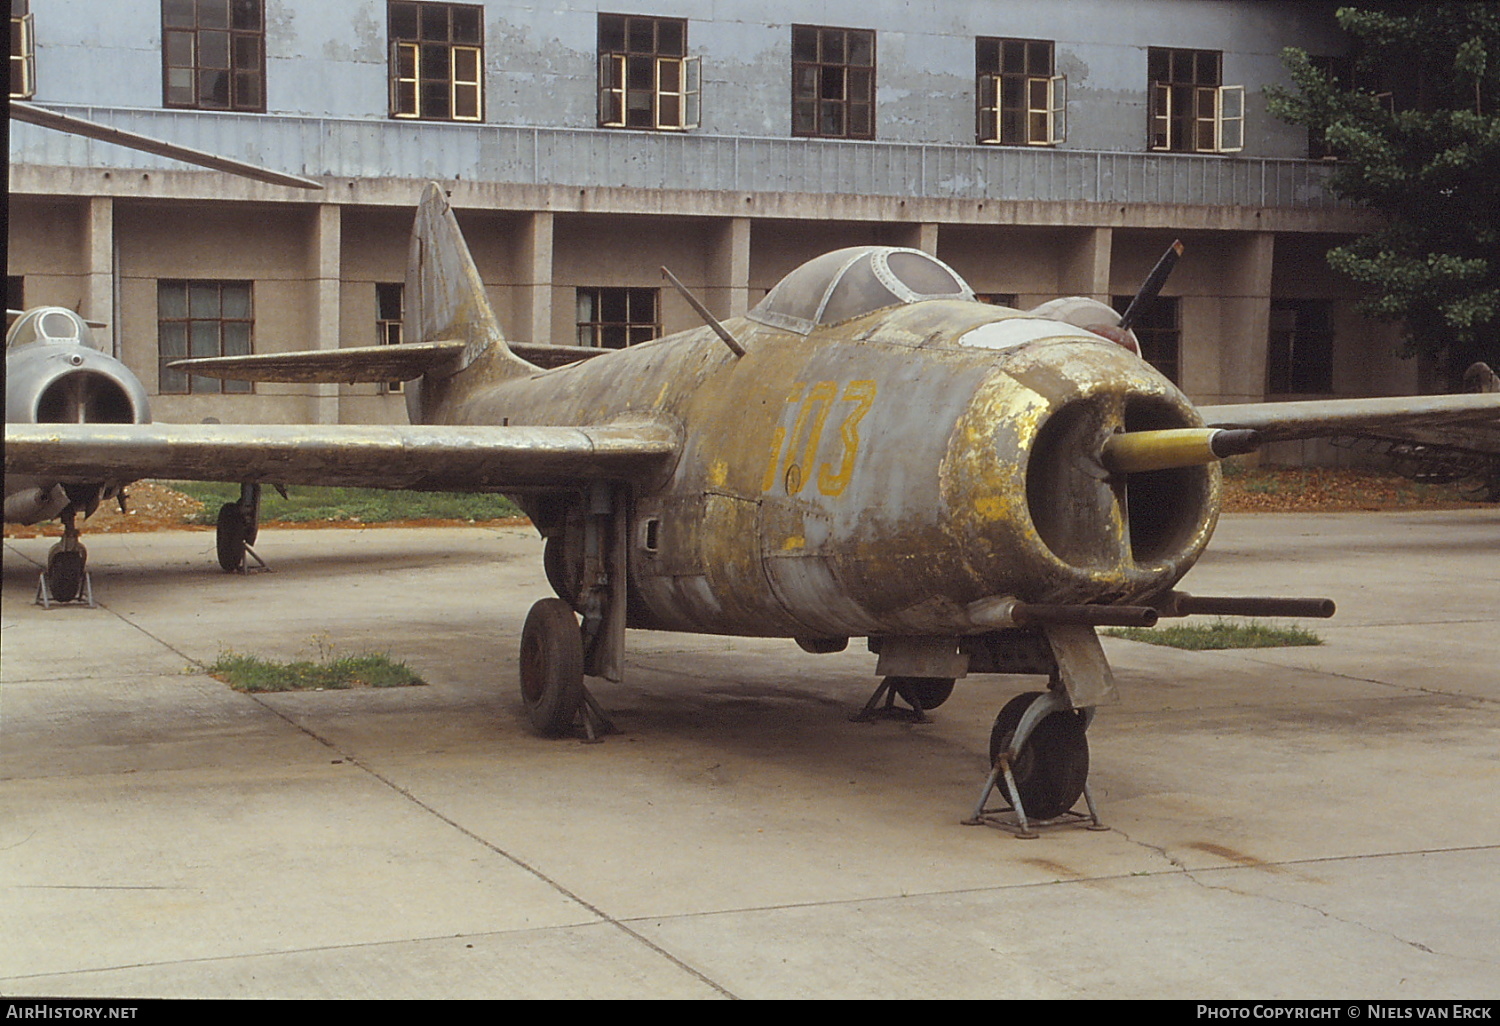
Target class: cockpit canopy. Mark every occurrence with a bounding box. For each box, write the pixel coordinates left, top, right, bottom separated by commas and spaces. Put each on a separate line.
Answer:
6, 307, 96, 350
748, 246, 975, 334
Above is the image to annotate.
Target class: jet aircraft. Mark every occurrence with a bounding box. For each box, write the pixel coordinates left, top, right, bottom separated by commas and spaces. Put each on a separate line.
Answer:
9, 184, 1500, 831
4, 103, 322, 602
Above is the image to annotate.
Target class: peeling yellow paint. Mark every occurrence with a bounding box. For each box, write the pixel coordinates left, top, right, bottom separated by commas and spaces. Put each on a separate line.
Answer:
781, 535, 805, 551
708, 459, 729, 488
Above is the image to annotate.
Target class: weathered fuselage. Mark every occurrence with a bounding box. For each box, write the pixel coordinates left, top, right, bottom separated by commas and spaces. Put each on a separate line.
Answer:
423, 299, 1218, 640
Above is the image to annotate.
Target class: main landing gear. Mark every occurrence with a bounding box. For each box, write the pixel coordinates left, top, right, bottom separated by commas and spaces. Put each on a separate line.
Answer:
36, 506, 93, 609
215, 483, 270, 574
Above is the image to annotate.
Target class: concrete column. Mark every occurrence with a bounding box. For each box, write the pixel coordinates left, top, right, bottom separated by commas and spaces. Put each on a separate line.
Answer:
1215, 231, 1274, 405
520, 210, 554, 345
310, 203, 341, 424
84, 197, 114, 354
709, 216, 751, 319
1060, 226, 1111, 300
887, 222, 938, 255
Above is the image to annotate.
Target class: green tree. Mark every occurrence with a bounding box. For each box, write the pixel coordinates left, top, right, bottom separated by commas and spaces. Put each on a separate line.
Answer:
1268, 3, 1500, 384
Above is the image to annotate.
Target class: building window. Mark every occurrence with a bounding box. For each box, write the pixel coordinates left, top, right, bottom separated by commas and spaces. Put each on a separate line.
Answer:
976, 38, 1064, 146
1148, 47, 1242, 153
158, 280, 253, 394
597, 14, 699, 131
1113, 294, 1179, 384
388, 1, 482, 121
791, 24, 875, 140
7, 275, 24, 311
576, 287, 658, 348
974, 292, 1019, 308
1268, 300, 1334, 394
162, 0, 265, 111
376, 282, 405, 394
10, 0, 33, 99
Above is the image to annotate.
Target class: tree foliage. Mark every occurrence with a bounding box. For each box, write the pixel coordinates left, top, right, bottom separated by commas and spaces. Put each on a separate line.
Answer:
1268, 3, 1500, 382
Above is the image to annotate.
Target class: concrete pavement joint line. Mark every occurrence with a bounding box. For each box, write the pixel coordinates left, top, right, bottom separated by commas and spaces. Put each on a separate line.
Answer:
235, 692, 739, 1000
0, 919, 717, 989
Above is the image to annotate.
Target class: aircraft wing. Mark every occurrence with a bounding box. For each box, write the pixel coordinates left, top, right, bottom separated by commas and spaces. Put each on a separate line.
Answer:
1200, 393, 1500, 445
4, 421, 679, 492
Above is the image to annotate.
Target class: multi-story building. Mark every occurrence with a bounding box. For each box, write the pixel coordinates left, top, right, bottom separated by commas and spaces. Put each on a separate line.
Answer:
8, 0, 1410, 461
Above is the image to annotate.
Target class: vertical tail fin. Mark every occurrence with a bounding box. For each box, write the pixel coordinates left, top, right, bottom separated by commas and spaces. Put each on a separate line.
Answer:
404, 183, 534, 422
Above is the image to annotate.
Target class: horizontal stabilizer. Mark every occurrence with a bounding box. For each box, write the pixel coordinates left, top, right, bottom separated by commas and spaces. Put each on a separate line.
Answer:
6, 419, 680, 492
509, 342, 610, 369
169, 341, 467, 383
1202, 393, 1500, 444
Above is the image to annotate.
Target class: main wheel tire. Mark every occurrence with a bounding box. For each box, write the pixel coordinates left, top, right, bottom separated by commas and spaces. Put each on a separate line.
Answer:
216, 503, 248, 573
890, 676, 956, 711
987, 691, 1089, 820
46, 550, 85, 603
519, 598, 585, 737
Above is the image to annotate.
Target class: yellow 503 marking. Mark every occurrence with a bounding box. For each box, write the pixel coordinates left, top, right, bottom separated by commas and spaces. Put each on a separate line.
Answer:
761, 380, 877, 497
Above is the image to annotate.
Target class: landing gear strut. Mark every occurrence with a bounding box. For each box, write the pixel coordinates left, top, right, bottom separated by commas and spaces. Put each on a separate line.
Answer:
36, 507, 93, 609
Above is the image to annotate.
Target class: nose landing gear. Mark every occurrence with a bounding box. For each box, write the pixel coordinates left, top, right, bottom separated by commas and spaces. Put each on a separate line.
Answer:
36, 507, 93, 609
965, 688, 1105, 838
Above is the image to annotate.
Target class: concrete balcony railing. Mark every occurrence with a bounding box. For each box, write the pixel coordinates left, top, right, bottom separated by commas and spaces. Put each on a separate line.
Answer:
11, 103, 1346, 209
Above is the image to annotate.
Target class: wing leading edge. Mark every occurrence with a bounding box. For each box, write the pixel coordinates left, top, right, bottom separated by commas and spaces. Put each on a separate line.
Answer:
5, 420, 680, 493
1201, 393, 1500, 445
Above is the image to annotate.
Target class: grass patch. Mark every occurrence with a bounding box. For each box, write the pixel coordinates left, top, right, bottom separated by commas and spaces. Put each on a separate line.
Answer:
166, 482, 522, 526
1104, 619, 1322, 650
209, 651, 425, 692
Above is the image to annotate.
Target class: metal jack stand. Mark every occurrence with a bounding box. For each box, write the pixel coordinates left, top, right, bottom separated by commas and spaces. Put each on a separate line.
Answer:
36, 568, 95, 609
235, 543, 271, 573
962, 688, 1107, 838
963, 770, 1106, 839
850, 677, 928, 723
577, 684, 617, 743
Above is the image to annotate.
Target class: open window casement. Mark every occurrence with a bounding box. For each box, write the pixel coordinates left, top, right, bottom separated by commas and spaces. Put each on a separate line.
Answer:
1215, 84, 1244, 152
1149, 80, 1172, 150
391, 40, 419, 118
654, 55, 700, 129
977, 74, 1000, 143
599, 52, 626, 127
450, 44, 482, 121
10, 11, 35, 99
1027, 74, 1066, 145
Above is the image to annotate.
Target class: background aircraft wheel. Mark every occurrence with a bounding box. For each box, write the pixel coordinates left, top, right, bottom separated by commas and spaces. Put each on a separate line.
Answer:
988, 691, 1089, 820
45, 550, 85, 603
216, 502, 248, 572
519, 598, 585, 737
890, 676, 955, 710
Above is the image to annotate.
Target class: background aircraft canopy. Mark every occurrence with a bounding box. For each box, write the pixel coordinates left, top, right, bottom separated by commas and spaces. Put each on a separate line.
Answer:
748, 246, 975, 334
6, 308, 93, 350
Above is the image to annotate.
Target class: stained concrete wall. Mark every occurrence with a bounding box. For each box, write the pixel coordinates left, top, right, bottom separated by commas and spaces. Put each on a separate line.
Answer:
26, 0, 1342, 157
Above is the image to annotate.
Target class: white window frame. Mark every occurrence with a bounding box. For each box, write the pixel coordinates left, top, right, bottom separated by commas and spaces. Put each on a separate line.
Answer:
977, 72, 1065, 146
390, 38, 482, 121
450, 43, 481, 122
654, 55, 700, 130
11, 10, 34, 100
600, 53, 700, 130
1150, 81, 1243, 153
391, 40, 419, 118
1027, 74, 1066, 145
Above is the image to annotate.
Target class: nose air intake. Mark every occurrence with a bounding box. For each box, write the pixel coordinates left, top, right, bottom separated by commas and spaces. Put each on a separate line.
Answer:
36, 370, 140, 425
1025, 393, 1215, 574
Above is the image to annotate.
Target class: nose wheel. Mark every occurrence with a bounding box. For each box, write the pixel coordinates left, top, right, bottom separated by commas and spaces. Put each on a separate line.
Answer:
965, 689, 1105, 838
36, 508, 93, 609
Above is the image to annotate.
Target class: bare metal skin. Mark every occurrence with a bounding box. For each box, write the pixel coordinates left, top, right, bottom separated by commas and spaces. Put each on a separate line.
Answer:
9, 184, 1499, 826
